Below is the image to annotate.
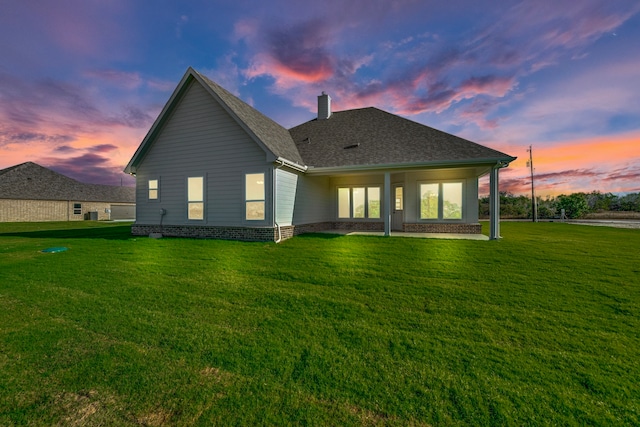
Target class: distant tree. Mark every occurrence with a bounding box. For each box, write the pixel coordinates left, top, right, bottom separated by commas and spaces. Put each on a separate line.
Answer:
499, 192, 529, 218
586, 191, 617, 212
479, 190, 640, 219
555, 193, 589, 219
478, 196, 491, 218
616, 193, 640, 212
537, 196, 556, 219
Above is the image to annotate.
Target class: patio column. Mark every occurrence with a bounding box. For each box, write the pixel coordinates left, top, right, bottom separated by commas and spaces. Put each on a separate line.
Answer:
489, 165, 501, 240
384, 172, 391, 236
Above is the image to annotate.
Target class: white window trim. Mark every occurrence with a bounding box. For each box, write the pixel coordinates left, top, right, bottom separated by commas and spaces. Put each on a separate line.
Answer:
417, 180, 464, 221
336, 185, 382, 220
243, 170, 269, 224
187, 175, 205, 222
148, 178, 160, 201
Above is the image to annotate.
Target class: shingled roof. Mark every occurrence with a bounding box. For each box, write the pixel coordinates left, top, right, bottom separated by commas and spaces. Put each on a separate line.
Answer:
126, 68, 515, 174
0, 162, 135, 202
289, 107, 515, 169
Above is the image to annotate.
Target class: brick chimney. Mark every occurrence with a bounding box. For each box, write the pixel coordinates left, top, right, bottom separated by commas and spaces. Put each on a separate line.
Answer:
317, 91, 331, 120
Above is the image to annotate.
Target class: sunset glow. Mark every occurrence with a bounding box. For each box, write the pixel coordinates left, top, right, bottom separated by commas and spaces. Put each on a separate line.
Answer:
1, 1, 639, 196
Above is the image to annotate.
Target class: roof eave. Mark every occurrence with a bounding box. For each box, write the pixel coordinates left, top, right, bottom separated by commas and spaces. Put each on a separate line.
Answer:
305, 156, 517, 175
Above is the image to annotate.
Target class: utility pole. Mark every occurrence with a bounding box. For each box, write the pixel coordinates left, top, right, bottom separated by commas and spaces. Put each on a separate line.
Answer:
526, 145, 538, 222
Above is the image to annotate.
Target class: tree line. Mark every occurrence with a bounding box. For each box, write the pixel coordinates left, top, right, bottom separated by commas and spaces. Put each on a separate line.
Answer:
479, 191, 640, 219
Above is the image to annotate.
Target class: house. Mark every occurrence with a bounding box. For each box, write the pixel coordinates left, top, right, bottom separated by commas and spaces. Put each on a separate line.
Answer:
0, 162, 135, 222
125, 67, 515, 241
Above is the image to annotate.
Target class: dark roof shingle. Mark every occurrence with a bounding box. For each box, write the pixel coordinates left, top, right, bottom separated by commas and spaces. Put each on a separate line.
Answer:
0, 162, 135, 202
289, 107, 515, 168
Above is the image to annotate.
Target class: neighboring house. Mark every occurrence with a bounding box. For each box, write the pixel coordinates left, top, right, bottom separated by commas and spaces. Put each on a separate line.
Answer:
125, 67, 515, 241
0, 162, 135, 222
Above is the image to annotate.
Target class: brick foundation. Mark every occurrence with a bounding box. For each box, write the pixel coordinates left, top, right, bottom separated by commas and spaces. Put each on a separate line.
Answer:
332, 221, 385, 231
132, 221, 481, 242
132, 224, 278, 241
403, 223, 482, 234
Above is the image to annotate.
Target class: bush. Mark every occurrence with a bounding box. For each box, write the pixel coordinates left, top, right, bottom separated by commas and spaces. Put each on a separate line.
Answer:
555, 193, 589, 219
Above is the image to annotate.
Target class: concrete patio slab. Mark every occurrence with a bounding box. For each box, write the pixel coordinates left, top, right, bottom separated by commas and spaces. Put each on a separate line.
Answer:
316, 230, 490, 240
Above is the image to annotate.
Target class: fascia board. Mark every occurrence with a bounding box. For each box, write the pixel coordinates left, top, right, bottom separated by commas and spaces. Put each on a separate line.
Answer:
305, 156, 517, 176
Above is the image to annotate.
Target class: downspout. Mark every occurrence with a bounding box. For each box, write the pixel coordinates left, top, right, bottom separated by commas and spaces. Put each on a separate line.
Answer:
274, 160, 285, 243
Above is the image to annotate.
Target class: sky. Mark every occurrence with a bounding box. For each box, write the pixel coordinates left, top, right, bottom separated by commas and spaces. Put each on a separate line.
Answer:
1, 0, 639, 196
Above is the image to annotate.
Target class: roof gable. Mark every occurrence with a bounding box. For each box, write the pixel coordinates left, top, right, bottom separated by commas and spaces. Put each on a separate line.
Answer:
289, 107, 515, 169
0, 162, 134, 202
125, 68, 303, 174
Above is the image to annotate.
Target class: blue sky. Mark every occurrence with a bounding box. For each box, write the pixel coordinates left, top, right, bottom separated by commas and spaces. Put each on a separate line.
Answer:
1, 0, 639, 195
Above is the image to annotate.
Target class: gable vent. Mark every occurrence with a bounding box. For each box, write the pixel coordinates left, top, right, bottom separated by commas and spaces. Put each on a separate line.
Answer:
317, 92, 331, 120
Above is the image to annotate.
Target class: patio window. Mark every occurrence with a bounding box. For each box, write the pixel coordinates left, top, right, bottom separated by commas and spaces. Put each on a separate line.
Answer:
337, 186, 381, 219
443, 182, 463, 219
420, 182, 463, 220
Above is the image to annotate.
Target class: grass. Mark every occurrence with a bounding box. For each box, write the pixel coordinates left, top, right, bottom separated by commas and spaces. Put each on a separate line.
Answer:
0, 221, 638, 426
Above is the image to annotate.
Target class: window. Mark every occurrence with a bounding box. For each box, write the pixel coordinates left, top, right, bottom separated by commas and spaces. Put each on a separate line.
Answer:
188, 176, 204, 220
353, 187, 365, 218
443, 182, 463, 219
337, 186, 381, 219
395, 187, 403, 210
420, 182, 463, 220
368, 187, 381, 218
148, 179, 158, 200
245, 173, 265, 220
73, 203, 82, 215
420, 183, 439, 219
338, 188, 350, 218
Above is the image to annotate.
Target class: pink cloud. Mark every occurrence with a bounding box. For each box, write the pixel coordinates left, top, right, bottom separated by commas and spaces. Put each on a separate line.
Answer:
233, 19, 260, 42
459, 75, 515, 98
244, 19, 337, 87
41, 153, 134, 186
91, 144, 119, 153
85, 69, 143, 89
480, 131, 640, 196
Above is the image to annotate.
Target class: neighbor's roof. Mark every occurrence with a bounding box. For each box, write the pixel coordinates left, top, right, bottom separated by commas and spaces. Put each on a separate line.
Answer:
289, 107, 516, 169
0, 162, 135, 202
125, 68, 304, 174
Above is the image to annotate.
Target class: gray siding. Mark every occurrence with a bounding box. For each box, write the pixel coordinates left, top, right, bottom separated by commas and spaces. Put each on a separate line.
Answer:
292, 175, 332, 224
275, 168, 298, 225
134, 80, 272, 226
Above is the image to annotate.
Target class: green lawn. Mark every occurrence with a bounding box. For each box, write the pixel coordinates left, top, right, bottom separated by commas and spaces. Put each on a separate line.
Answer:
0, 221, 638, 426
